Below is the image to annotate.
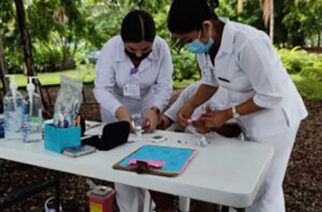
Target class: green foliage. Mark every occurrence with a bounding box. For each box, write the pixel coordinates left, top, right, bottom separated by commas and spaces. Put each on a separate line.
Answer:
291, 74, 322, 100
172, 49, 199, 88
32, 39, 63, 73
282, 0, 322, 47
216, 0, 265, 30
4, 47, 24, 74
278, 48, 322, 99
277, 47, 322, 75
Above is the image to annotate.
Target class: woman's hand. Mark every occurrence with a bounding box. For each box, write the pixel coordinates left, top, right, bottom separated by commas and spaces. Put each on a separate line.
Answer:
192, 119, 213, 134
115, 106, 134, 131
199, 109, 232, 129
157, 115, 173, 130
176, 104, 195, 129
143, 109, 159, 133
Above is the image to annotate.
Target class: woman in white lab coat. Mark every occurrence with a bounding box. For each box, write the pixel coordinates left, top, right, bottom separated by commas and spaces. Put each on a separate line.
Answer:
167, 0, 308, 212
94, 10, 173, 212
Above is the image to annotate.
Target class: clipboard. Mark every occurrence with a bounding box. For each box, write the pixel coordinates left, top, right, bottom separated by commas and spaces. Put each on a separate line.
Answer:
113, 145, 197, 177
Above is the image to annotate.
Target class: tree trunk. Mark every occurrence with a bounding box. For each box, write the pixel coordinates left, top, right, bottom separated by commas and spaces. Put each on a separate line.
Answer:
0, 35, 9, 113
14, 0, 49, 113
0, 35, 9, 95
14, 0, 35, 77
269, 0, 274, 43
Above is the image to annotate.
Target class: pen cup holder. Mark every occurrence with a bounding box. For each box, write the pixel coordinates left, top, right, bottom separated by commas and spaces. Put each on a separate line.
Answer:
44, 124, 81, 153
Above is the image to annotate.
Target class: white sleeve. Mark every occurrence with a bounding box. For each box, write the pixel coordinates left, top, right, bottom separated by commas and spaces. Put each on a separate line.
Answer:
239, 38, 284, 108
93, 44, 122, 117
152, 41, 173, 112
165, 82, 200, 122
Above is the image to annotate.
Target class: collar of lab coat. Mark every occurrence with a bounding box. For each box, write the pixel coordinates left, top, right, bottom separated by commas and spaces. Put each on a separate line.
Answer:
113, 35, 160, 62
217, 17, 235, 55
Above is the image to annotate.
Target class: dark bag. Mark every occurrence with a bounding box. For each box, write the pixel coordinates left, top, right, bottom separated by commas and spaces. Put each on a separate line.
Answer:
82, 121, 130, 150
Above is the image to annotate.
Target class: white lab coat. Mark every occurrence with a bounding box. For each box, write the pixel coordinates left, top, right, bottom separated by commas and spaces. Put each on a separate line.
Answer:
199, 18, 307, 138
196, 18, 307, 212
94, 35, 173, 212
94, 35, 173, 123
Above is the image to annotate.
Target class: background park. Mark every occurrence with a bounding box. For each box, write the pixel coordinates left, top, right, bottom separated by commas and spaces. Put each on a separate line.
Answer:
0, 0, 321, 211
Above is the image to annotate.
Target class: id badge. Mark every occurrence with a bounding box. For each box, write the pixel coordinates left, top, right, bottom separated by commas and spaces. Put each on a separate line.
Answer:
123, 78, 140, 97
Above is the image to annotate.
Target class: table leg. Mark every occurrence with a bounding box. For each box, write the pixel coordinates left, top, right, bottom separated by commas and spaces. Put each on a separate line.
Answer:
178, 196, 190, 212
221, 206, 229, 212
54, 174, 60, 212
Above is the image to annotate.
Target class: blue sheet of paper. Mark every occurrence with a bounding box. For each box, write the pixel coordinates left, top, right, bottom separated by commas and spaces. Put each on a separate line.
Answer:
119, 145, 197, 173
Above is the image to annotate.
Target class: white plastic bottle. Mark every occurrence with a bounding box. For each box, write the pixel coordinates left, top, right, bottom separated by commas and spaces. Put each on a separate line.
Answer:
3, 75, 24, 140
22, 76, 43, 143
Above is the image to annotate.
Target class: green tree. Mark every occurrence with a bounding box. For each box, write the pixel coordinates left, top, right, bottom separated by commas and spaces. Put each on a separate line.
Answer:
28, 0, 87, 71
282, 0, 321, 47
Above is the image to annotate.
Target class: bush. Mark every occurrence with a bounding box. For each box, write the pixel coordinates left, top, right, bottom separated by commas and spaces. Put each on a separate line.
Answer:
171, 49, 200, 88
277, 48, 322, 79
33, 47, 62, 73
278, 48, 322, 100
278, 47, 317, 74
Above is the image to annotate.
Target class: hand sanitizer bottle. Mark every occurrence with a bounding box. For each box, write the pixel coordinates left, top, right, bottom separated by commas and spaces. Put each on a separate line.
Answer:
22, 76, 43, 143
3, 75, 24, 140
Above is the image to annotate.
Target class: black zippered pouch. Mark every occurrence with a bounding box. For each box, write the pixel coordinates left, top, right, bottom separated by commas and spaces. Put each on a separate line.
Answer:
82, 121, 130, 151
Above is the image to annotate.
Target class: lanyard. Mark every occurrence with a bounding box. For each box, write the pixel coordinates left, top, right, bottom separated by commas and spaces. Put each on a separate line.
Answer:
130, 67, 138, 75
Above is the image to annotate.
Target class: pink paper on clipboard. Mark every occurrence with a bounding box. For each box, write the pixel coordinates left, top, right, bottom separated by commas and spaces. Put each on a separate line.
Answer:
114, 145, 197, 177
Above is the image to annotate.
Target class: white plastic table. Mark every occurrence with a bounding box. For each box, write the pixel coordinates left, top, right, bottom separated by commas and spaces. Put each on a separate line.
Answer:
0, 130, 274, 211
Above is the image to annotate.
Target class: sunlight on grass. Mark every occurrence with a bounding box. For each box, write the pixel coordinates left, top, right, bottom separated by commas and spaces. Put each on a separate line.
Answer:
9, 65, 96, 87
3, 68, 321, 100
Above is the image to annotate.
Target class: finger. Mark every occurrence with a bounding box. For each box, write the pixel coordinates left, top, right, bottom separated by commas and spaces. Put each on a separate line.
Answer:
179, 112, 191, 125
177, 116, 188, 128
149, 122, 156, 133
198, 112, 212, 120
143, 119, 150, 129
192, 119, 203, 128
178, 112, 187, 122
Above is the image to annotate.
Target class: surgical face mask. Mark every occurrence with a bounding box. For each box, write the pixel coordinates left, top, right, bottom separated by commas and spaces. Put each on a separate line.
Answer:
124, 48, 152, 61
185, 31, 214, 54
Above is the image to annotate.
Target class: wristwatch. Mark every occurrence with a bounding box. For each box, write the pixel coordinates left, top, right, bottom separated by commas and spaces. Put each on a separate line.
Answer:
232, 106, 240, 119
150, 106, 160, 115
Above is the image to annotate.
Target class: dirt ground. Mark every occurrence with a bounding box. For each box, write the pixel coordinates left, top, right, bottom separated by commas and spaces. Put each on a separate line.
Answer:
0, 88, 321, 212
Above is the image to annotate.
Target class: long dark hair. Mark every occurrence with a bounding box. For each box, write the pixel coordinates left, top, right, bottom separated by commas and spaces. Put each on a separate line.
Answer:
121, 10, 156, 42
168, 0, 219, 34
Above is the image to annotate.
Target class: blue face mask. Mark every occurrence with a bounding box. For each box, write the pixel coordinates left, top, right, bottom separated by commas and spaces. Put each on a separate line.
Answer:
185, 31, 214, 54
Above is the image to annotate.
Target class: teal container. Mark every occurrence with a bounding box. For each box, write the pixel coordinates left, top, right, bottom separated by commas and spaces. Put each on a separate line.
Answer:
44, 124, 81, 153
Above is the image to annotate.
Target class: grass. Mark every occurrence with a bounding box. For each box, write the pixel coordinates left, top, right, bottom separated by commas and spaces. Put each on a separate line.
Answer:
2, 65, 322, 100
5, 65, 96, 88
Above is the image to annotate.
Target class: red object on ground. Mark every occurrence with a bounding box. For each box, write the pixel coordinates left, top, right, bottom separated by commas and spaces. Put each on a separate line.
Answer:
87, 186, 115, 212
